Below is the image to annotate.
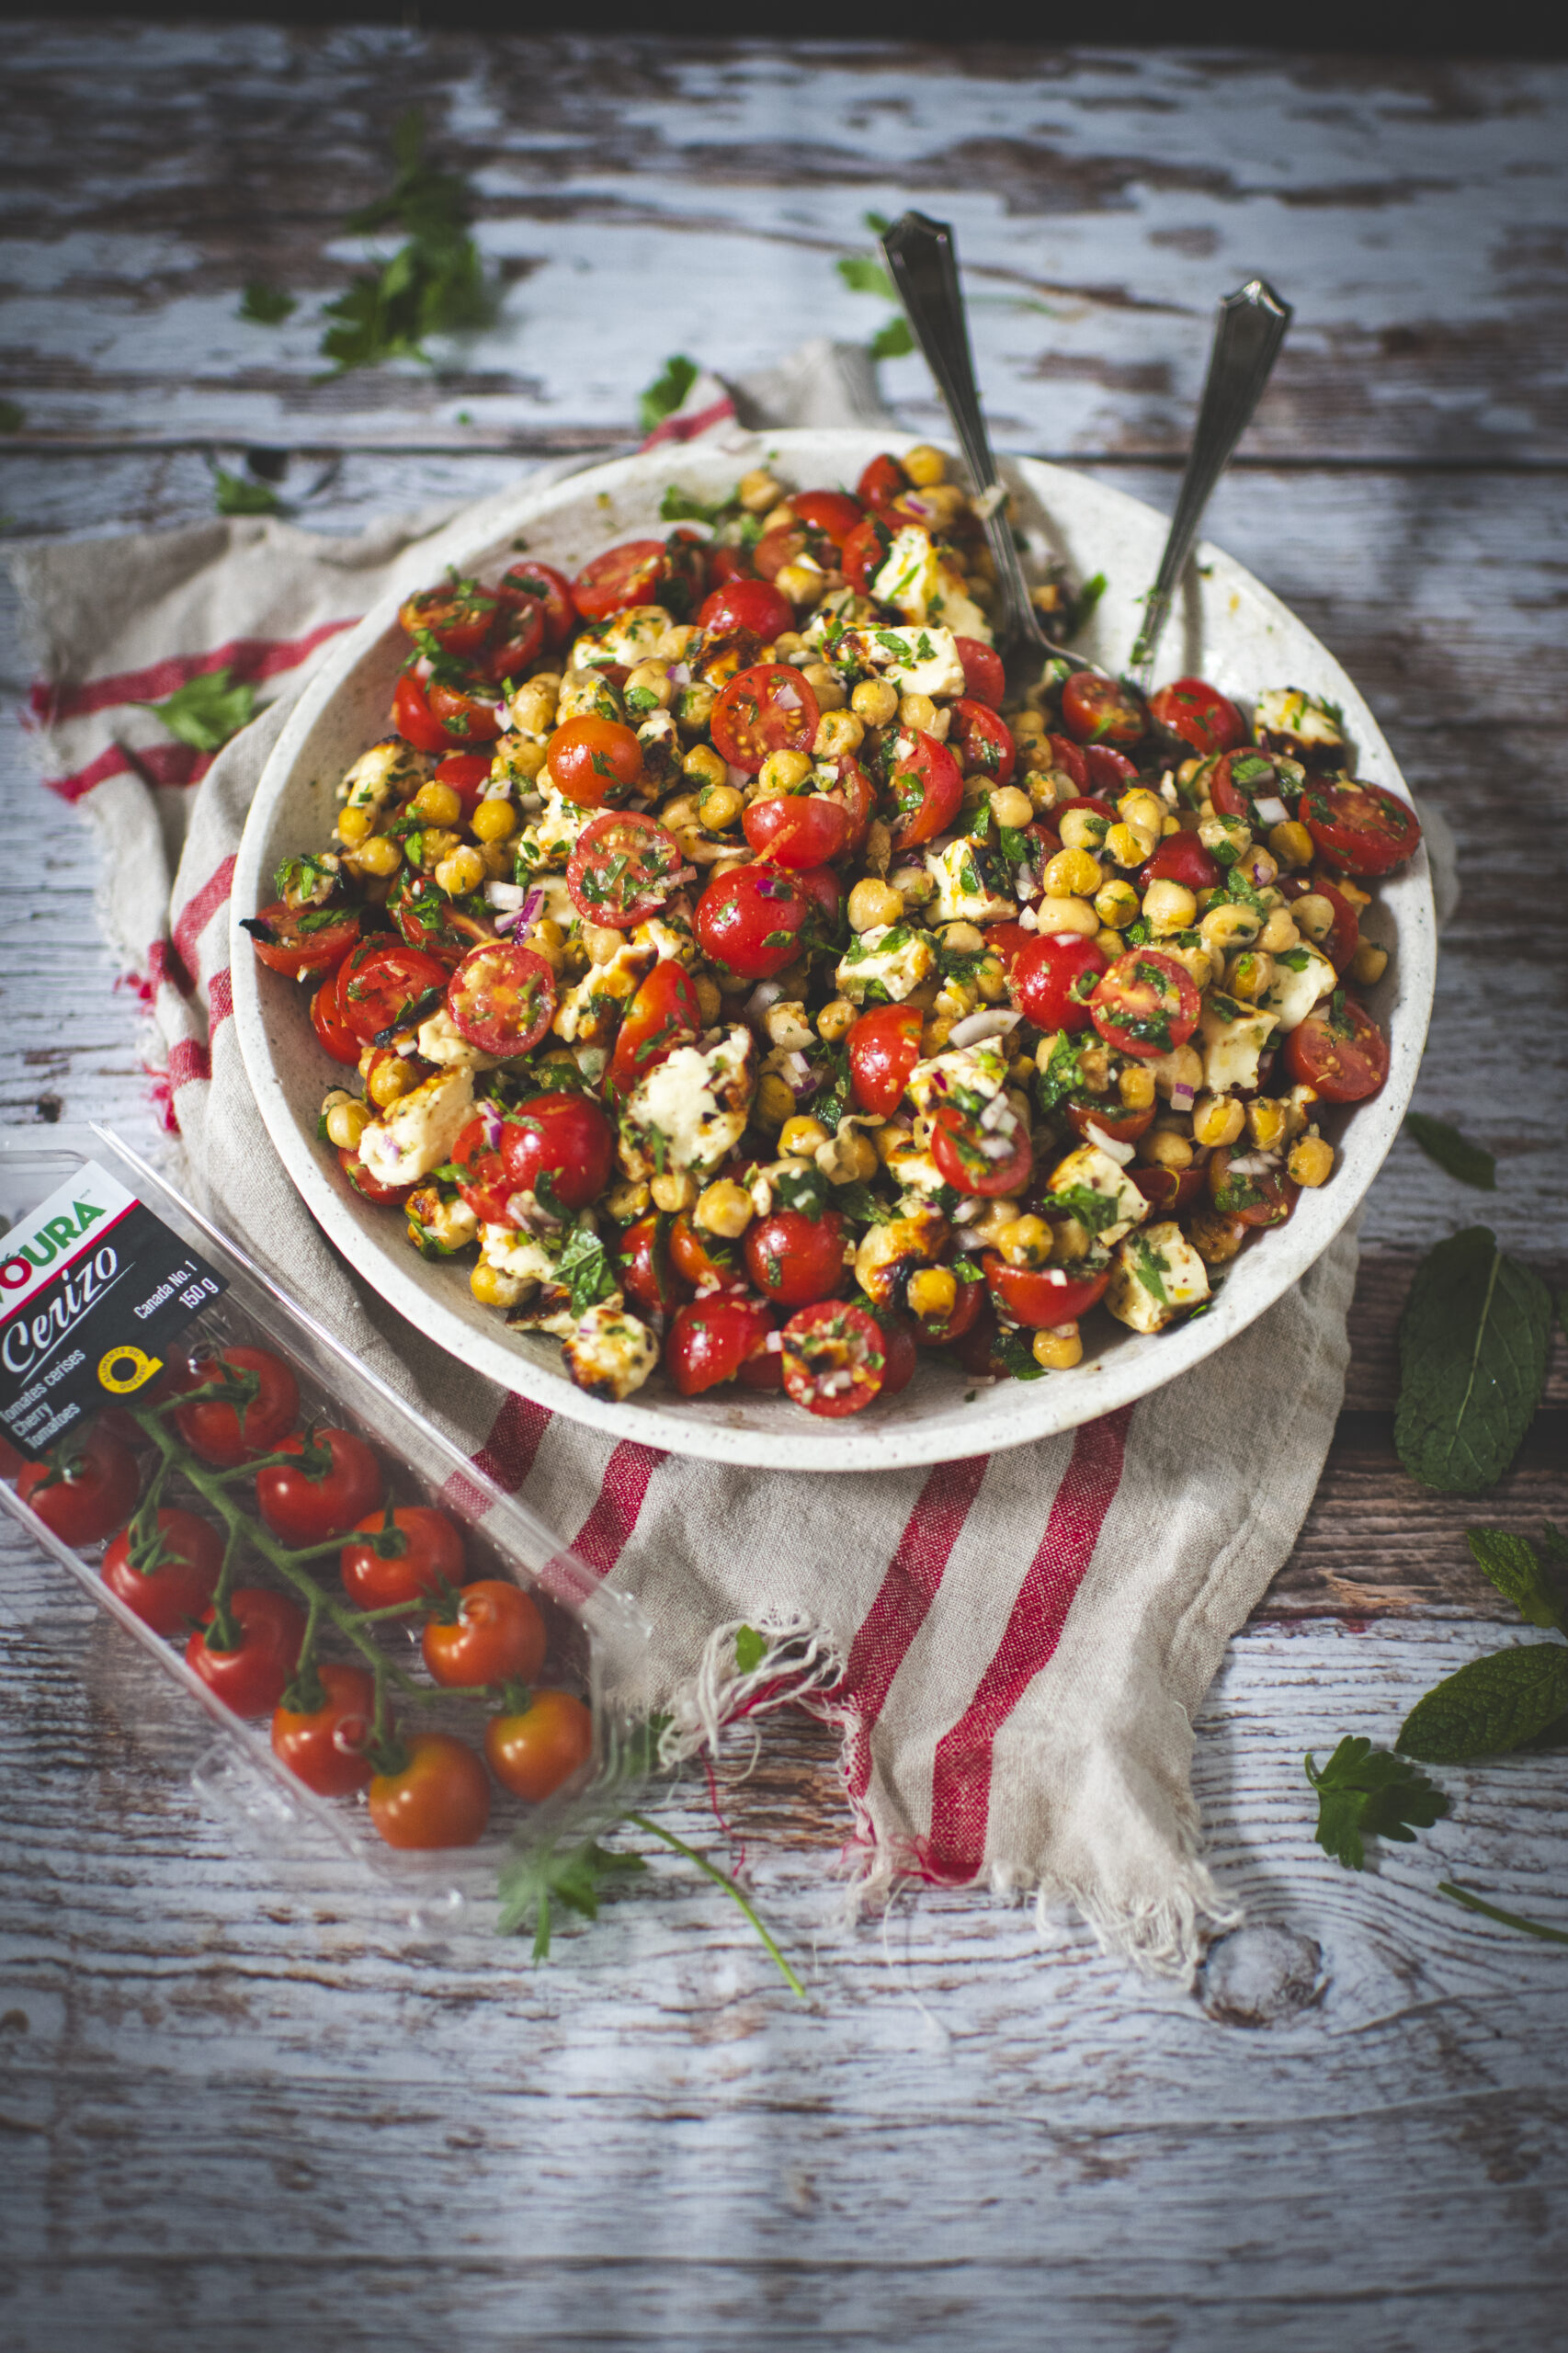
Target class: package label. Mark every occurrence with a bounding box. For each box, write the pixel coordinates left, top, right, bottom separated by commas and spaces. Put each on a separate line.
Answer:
0, 1161, 227, 1459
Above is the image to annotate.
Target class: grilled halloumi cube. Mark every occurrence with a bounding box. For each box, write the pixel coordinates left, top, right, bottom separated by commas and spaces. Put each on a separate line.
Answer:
415, 1007, 503, 1072
1105, 1221, 1210, 1334
553, 941, 655, 1045
1260, 943, 1337, 1033
1199, 994, 1280, 1094
837, 620, 966, 702
571, 604, 674, 673
836, 923, 937, 1005
358, 1067, 474, 1188
619, 1027, 755, 1179
1046, 1143, 1149, 1246
339, 735, 434, 818
925, 836, 1017, 926
562, 1298, 659, 1402
904, 1038, 1009, 1117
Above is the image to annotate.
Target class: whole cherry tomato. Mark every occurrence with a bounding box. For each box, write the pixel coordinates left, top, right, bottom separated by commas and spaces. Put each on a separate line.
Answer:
1011, 933, 1108, 1034
693, 864, 808, 981
391, 668, 457, 754
447, 940, 557, 1059
310, 974, 361, 1065
101, 1506, 222, 1634
929, 1102, 1033, 1199
572, 538, 668, 621
607, 961, 702, 1102
665, 1295, 776, 1395
698, 578, 794, 641
501, 1092, 616, 1211
271, 1662, 376, 1797
171, 1346, 299, 1469
885, 729, 964, 850
187, 1588, 305, 1717
497, 560, 576, 651
1149, 676, 1245, 756
1061, 673, 1147, 748
423, 1578, 548, 1689
617, 1212, 690, 1316
948, 698, 1015, 786
983, 1258, 1111, 1328
485, 1691, 594, 1802
425, 673, 504, 746
1284, 994, 1390, 1102
340, 1505, 466, 1609
17, 1424, 140, 1548
744, 1208, 848, 1307
369, 1733, 491, 1849
841, 514, 893, 595
547, 714, 644, 809
710, 664, 821, 774
245, 900, 363, 982
791, 488, 863, 546
955, 636, 1006, 710
1209, 1146, 1300, 1228
1299, 781, 1422, 878
398, 582, 497, 657
256, 1427, 384, 1547
742, 793, 850, 870
451, 1114, 516, 1226
1142, 831, 1221, 894
1090, 950, 1200, 1060
478, 595, 546, 686
857, 452, 905, 507
780, 1300, 886, 1417
847, 1004, 924, 1116
432, 750, 494, 819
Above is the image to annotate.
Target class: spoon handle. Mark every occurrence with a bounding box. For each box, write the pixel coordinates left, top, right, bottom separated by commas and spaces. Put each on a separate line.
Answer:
879, 211, 1040, 653
1131, 278, 1292, 686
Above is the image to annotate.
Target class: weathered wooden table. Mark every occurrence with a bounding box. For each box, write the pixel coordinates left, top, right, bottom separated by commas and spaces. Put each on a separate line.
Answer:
2, 31, 1565, 2349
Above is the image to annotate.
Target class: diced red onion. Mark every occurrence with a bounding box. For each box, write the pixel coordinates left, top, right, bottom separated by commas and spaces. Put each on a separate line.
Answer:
774, 683, 801, 710
979, 1094, 1013, 1132
666, 661, 692, 688
782, 1050, 817, 1098
1084, 1121, 1135, 1165
480, 1104, 504, 1150
979, 1133, 1015, 1160
1255, 795, 1290, 827
1018, 906, 1040, 932
949, 1008, 1020, 1049
1171, 1080, 1197, 1112
744, 980, 786, 1027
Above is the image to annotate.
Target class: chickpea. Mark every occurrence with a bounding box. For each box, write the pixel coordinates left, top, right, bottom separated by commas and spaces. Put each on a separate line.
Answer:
510, 677, 560, 737
496, 735, 549, 785
409, 826, 461, 876
368, 1055, 420, 1109
336, 805, 374, 845
624, 658, 674, 711
696, 1178, 755, 1238
1256, 907, 1301, 956
523, 916, 566, 974
755, 1072, 797, 1130
848, 877, 904, 932
1118, 788, 1165, 835
901, 443, 947, 487
651, 1169, 699, 1213
1137, 1128, 1195, 1172
696, 781, 744, 831
1290, 1132, 1335, 1188
1088, 879, 1134, 931
676, 681, 718, 735
1105, 822, 1157, 870
989, 784, 1033, 831
679, 743, 725, 793
1192, 1093, 1244, 1150
1032, 1326, 1084, 1370
899, 692, 938, 736
1268, 819, 1314, 870
1246, 1097, 1290, 1153
920, 1015, 956, 1056
1044, 847, 1102, 899
1329, 874, 1372, 911
1118, 1063, 1156, 1110
996, 1214, 1051, 1268
794, 662, 843, 714
412, 779, 462, 825
1143, 879, 1198, 936
818, 1127, 879, 1185
972, 951, 1007, 1004
690, 973, 721, 1026
888, 861, 936, 907
1225, 949, 1275, 1003
1200, 901, 1263, 954
1199, 813, 1251, 860
779, 1114, 831, 1158
968, 1198, 1022, 1248
1050, 1216, 1093, 1263
435, 847, 486, 897
324, 1096, 371, 1151
808, 996, 851, 1044
1188, 1208, 1247, 1266
758, 746, 814, 798
1035, 897, 1100, 939
737, 469, 783, 512
1058, 807, 1107, 855
815, 709, 865, 759
350, 835, 402, 879
471, 798, 517, 844
776, 563, 828, 611
851, 677, 900, 727
472, 1261, 526, 1309
907, 1265, 958, 1322
1349, 940, 1389, 986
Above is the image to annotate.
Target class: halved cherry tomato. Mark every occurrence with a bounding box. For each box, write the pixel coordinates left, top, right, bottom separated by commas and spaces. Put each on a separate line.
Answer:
1131, 1159, 1209, 1215
694, 863, 807, 980
256, 1427, 383, 1547
885, 728, 963, 850
501, 1092, 616, 1211
847, 1004, 924, 1116
841, 513, 893, 595
1299, 781, 1422, 878
187, 1588, 305, 1717
1209, 1145, 1300, 1227
698, 577, 793, 640
619, 1212, 690, 1315
567, 810, 684, 929
447, 940, 556, 1059
478, 595, 546, 686
665, 1295, 776, 1395
1210, 747, 1304, 824
669, 1213, 747, 1293
745, 1209, 847, 1308
794, 863, 846, 947
386, 870, 491, 959
336, 938, 450, 1047
392, 667, 456, 753
1090, 950, 1200, 1060
426, 676, 504, 745
710, 664, 821, 774
171, 1346, 299, 1469
780, 1301, 886, 1417
823, 754, 877, 852
1061, 673, 1147, 747
423, 1577, 547, 1689
499, 561, 576, 652
858, 452, 905, 507
736, 1324, 786, 1392
607, 960, 702, 1102
16, 1424, 139, 1548
742, 793, 849, 870
1285, 875, 1360, 971
930, 1100, 1033, 1198
451, 1114, 516, 1226
948, 698, 1016, 786
433, 750, 494, 819
341, 1505, 465, 1609
984, 920, 1034, 978
245, 901, 362, 982
870, 1309, 919, 1392
1141, 831, 1221, 895
791, 488, 862, 547
706, 544, 754, 590
485, 1690, 594, 1802
1085, 745, 1141, 796
1283, 993, 1390, 1101
983, 1257, 1111, 1328
398, 582, 497, 657
369, 1733, 490, 1850
572, 538, 668, 621
1149, 676, 1245, 756
751, 524, 816, 581
547, 714, 643, 809
101, 1506, 222, 1633
272, 1662, 376, 1797
955, 636, 1006, 710
311, 973, 361, 1064
339, 1146, 412, 1208
1011, 933, 1108, 1034
1062, 1097, 1156, 1147
1047, 733, 1089, 793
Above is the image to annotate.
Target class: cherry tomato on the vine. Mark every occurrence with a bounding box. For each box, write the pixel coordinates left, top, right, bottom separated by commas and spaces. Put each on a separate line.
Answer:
1141, 831, 1221, 895
368, 1733, 491, 1849
171, 1346, 299, 1469
255, 1427, 383, 1547
339, 1145, 412, 1208
1209, 1145, 1300, 1228
17, 1425, 140, 1548
340, 1505, 466, 1610
187, 1588, 305, 1717
272, 1663, 377, 1797
484, 1691, 594, 1803
422, 1578, 548, 1690
668, 1214, 747, 1294
101, 1507, 222, 1634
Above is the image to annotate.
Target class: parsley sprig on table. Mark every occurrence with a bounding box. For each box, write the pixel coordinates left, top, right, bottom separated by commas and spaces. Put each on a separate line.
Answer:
318, 109, 493, 375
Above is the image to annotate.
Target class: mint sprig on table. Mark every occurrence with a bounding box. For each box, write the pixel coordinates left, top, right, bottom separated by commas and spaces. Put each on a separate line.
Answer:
1393, 1226, 1552, 1493
1403, 1112, 1496, 1190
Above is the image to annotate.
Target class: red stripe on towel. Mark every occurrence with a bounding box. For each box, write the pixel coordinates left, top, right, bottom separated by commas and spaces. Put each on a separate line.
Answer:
31, 619, 354, 725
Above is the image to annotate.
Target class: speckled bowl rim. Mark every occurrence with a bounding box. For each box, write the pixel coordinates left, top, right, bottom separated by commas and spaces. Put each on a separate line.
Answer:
233, 430, 1434, 1472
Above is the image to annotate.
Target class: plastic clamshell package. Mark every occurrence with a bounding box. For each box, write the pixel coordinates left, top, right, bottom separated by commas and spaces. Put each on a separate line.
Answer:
0, 1126, 651, 1927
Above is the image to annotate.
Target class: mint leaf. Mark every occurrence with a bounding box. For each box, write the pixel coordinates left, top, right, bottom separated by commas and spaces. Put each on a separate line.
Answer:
734, 1625, 767, 1675
213, 469, 281, 517
869, 316, 915, 361
1467, 1527, 1567, 1631
1397, 1643, 1568, 1763
1393, 1228, 1552, 1494
1071, 572, 1107, 636
837, 256, 897, 300
1304, 1736, 1449, 1870
660, 483, 729, 526
133, 665, 256, 753
238, 281, 295, 325
554, 1224, 618, 1317
639, 354, 698, 436
1404, 1112, 1496, 1191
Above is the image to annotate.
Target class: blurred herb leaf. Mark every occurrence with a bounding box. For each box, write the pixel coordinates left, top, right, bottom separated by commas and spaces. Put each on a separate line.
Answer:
1404, 1112, 1496, 1190
1397, 1643, 1568, 1764
238, 281, 296, 325
1394, 1227, 1551, 1494
639, 354, 698, 436
0, 399, 23, 433
869, 316, 915, 360
213, 469, 281, 517
1467, 1526, 1568, 1632
318, 108, 493, 378
133, 666, 256, 753
838, 255, 897, 300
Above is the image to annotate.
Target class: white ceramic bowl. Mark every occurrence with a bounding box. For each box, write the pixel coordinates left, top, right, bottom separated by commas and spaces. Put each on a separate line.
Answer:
233, 430, 1434, 1472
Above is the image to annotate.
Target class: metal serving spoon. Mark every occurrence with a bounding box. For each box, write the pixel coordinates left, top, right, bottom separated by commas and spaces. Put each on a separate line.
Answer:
878, 210, 1291, 689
